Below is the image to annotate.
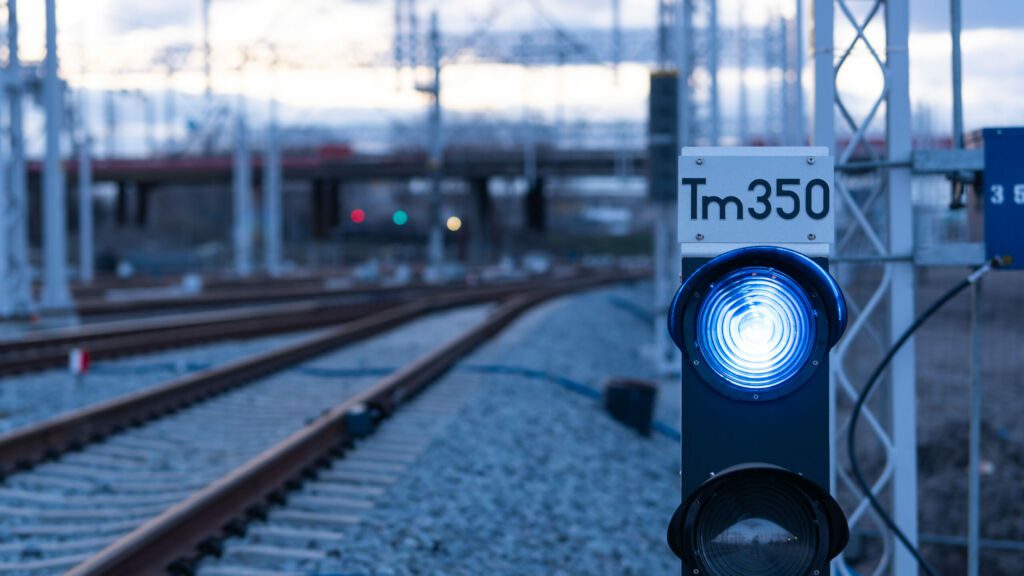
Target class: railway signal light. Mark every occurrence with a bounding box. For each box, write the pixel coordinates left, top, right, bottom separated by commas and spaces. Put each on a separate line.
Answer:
666, 148, 849, 575
350, 209, 366, 224
392, 210, 409, 226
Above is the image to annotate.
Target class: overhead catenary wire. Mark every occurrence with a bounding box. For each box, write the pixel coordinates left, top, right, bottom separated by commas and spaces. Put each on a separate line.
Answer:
847, 259, 998, 576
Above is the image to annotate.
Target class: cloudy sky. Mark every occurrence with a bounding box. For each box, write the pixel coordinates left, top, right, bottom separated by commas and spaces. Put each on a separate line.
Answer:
10, 0, 1024, 142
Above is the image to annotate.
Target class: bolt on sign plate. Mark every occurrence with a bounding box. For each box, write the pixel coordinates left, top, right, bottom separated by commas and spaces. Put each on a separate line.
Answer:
678, 147, 835, 250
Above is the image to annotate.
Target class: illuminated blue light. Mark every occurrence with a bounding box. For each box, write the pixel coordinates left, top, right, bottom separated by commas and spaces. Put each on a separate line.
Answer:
697, 267, 816, 390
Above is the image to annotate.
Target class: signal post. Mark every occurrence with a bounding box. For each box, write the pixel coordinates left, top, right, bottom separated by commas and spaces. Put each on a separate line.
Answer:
666, 147, 849, 575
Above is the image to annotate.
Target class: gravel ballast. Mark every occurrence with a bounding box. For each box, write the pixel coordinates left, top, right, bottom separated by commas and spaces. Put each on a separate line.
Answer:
200, 282, 681, 576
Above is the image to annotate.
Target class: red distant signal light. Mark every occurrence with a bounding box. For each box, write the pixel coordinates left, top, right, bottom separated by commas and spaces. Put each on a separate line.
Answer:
350, 209, 366, 224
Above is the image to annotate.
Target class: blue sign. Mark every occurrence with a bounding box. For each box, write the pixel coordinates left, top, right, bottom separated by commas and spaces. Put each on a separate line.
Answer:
983, 128, 1024, 269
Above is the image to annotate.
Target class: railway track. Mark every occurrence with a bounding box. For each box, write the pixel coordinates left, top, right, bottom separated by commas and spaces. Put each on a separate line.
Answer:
0, 279, 549, 377
71, 279, 450, 319
68, 264, 583, 319
0, 272, 637, 575
196, 376, 479, 576
64, 269, 357, 303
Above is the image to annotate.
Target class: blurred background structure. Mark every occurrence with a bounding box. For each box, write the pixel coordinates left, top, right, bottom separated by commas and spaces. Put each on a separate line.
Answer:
0, 1, 1022, 574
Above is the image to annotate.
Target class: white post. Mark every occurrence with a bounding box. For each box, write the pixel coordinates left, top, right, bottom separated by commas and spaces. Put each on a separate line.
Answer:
263, 99, 283, 277
886, 1, 918, 573
41, 0, 72, 311
233, 109, 253, 277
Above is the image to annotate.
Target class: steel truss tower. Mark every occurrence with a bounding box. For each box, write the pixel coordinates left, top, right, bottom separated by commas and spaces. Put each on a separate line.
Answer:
1, 0, 35, 317
814, 0, 917, 574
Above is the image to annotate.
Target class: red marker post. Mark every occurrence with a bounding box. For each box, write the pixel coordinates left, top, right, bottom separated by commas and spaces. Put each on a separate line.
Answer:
69, 348, 90, 381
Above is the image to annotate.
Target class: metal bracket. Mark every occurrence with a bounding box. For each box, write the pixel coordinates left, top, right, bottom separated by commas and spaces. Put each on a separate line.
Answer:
912, 148, 984, 175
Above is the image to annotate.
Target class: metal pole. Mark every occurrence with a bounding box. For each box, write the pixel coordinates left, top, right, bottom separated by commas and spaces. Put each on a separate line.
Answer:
1, 0, 34, 317
812, 0, 834, 149
394, 0, 404, 72
203, 0, 212, 110
764, 19, 776, 141
780, 16, 794, 144
967, 278, 983, 576
426, 11, 443, 266
232, 105, 253, 277
77, 132, 93, 284
409, 0, 419, 70
612, 0, 621, 79
652, 0, 689, 375
886, 1, 920, 573
657, 0, 672, 68
738, 11, 748, 145
104, 92, 116, 157
677, 0, 692, 148
41, 0, 72, 311
795, 0, 806, 144
950, 9, 974, 568
951, 0, 964, 148
708, 0, 720, 145
164, 71, 176, 153
263, 99, 282, 277
143, 94, 156, 156
0, 51, 9, 316
202, 0, 214, 154
812, 0, 838, 547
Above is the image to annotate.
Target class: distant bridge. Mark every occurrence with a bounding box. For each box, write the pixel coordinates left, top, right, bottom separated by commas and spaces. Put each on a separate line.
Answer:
24, 147, 645, 242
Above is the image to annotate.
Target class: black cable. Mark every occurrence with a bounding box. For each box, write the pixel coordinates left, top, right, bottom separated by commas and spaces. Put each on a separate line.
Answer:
847, 260, 995, 576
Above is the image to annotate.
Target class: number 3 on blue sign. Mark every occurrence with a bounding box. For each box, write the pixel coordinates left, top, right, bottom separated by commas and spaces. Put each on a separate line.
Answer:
992, 184, 1004, 205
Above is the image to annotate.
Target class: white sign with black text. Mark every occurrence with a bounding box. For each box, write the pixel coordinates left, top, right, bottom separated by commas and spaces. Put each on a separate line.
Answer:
678, 147, 835, 249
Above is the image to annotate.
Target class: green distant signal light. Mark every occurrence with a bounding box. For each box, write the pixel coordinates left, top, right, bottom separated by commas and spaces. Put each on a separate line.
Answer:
392, 210, 409, 226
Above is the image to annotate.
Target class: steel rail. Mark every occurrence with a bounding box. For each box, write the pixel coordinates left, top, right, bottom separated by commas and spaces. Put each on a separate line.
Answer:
0, 280, 554, 475
65, 273, 628, 576
0, 300, 396, 376
0, 279, 557, 376
72, 278, 461, 317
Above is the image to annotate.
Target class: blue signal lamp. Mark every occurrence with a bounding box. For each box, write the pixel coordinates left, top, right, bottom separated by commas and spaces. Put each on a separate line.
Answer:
668, 246, 846, 401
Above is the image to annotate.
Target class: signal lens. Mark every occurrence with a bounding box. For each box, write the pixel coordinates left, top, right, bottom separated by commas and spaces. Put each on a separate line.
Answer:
696, 267, 815, 390
693, 473, 823, 575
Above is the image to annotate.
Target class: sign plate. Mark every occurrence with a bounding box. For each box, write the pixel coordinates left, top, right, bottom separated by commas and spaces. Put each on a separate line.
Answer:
982, 127, 1024, 269
678, 147, 835, 247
